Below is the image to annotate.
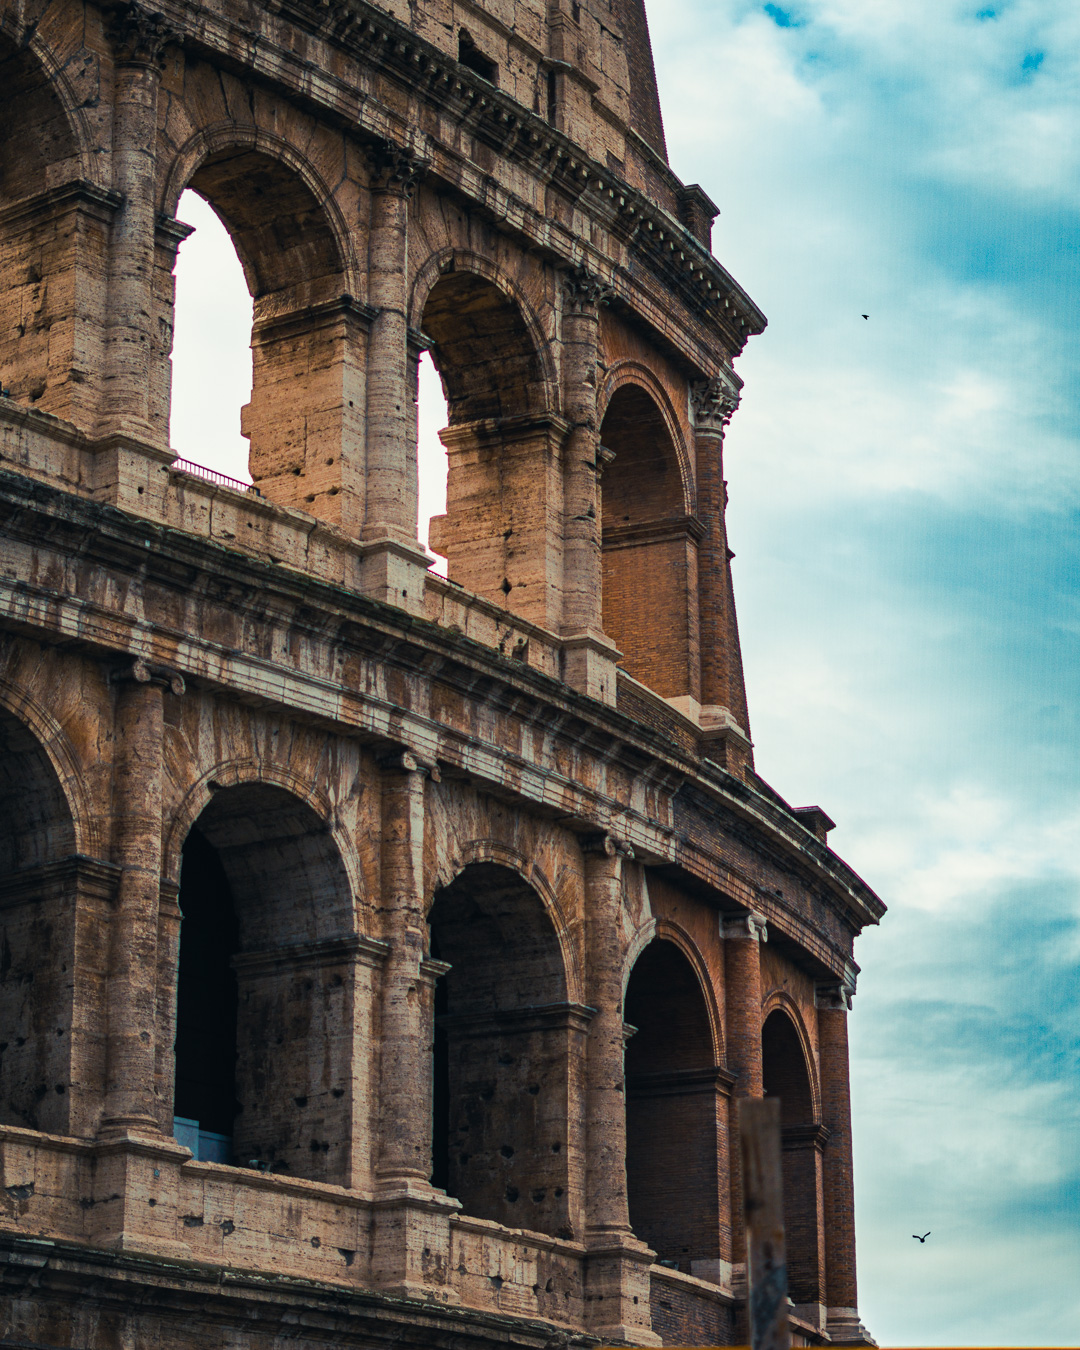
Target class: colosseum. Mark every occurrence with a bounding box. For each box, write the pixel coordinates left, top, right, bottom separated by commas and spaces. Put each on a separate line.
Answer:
0, 0, 883, 1344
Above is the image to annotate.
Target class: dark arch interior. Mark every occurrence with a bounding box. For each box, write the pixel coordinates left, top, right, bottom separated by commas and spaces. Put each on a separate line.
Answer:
421, 272, 546, 424
428, 862, 573, 1237
600, 383, 694, 698
762, 1008, 814, 1126
186, 149, 344, 302
761, 1008, 821, 1304
600, 383, 684, 528
0, 707, 78, 1133
173, 783, 356, 1179
0, 38, 81, 200
624, 939, 720, 1271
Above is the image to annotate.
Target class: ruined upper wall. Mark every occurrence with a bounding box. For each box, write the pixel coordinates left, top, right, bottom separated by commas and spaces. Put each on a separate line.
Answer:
366, 0, 674, 210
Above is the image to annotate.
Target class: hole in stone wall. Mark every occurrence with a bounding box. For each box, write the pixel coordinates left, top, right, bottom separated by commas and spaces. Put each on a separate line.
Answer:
624, 939, 720, 1272
417, 350, 449, 576
170, 190, 254, 484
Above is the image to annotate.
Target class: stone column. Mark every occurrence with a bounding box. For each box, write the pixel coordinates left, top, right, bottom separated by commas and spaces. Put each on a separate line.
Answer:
361, 142, 431, 614
372, 753, 458, 1301
99, 3, 174, 446
692, 374, 752, 773
582, 835, 661, 1348
723, 911, 766, 1291
561, 268, 620, 706
817, 977, 874, 1345
100, 658, 184, 1138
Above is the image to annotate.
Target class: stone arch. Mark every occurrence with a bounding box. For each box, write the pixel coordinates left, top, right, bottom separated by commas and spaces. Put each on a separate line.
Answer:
623, 935, 724, 1272
761, 991, 821, 1121
761, 1001, 826, 1307
599, 362, 693, 514
409, 248, 559, 416
0, 685, 84, 1135
414, 249, 563, 623
161, 124, 362, 520
428, 836, 582, 1006
599, 365, 701, 701
0, 675, 97, 860
0, 24, 95, 198
166, 770, 362, 1184
162, 757, 363, 909
427, 854, 585, 1239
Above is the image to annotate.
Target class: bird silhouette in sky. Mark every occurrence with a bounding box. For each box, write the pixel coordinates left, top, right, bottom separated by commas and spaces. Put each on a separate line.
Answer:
912, 1232, 930, 1243
861, 314, 869, 320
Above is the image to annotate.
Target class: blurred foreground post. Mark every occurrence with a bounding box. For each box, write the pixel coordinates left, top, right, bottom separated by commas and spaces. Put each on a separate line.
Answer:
739, 1098, 791, 1350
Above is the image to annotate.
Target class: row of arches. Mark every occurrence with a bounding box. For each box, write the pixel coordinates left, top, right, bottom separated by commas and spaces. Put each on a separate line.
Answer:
1, 27, 708, 704
0, 693, 824, 1291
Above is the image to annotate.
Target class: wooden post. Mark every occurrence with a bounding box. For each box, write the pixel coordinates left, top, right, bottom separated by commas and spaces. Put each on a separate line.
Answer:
739, 1097, 791, 1350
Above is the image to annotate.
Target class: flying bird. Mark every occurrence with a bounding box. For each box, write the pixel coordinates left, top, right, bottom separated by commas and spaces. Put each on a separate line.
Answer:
912, 1232, 930, 1243
861, 314, 869, 320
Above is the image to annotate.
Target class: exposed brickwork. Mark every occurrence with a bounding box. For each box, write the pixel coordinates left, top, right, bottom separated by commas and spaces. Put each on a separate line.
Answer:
0, 0, 881, 1346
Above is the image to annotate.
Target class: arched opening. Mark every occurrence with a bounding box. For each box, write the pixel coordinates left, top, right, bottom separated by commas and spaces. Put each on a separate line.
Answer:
762, 1008, 825, 1308
600, 383, 699, 701
624, 939, 722, 1272
167, 149, 358, 528
427, 862, 583, 1238
172, 783, 357, 1181
0, 706, 79, 1134
417, 349, 449, 574
421, 271, 560, 626
169, 189, 253, 484
0, 36, 94, 427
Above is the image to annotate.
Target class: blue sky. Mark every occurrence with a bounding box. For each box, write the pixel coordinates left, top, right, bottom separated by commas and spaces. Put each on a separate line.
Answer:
646, 0, 1080, 1341
168, 2, 1080, 1341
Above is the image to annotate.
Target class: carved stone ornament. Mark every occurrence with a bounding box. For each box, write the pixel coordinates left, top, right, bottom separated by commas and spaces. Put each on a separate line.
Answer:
107, 1, 179, 67
721, 911, 767, 943
110, 656, 186, 696
581, 830, 634, 860
815, 974, 856, 1011
563, 266, 613, 315
691, 373, 741, 437
365, 140, 429, 197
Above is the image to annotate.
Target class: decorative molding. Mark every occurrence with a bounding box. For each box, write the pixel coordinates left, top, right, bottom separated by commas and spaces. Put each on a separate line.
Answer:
563, 266, 613, 315
110, 656, 185, 696
107, 2, 179, 67
365, 139, 429, 196
581, 831, 634, 860
691, 373, 741, 437
721, 911, 767, 943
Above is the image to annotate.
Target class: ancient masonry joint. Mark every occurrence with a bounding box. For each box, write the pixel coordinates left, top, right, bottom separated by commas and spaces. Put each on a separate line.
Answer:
0, 0, 882, 1345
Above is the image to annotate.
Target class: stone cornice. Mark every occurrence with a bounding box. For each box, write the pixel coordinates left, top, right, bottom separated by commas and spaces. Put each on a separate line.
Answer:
150, 0, 765, 362
0, 467, 883, 970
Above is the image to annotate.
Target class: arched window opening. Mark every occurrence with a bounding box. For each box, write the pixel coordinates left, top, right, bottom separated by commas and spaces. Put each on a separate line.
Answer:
624, 939, 721, 1272
169, 189, 253, 485
421, 273, 557, 626
762, 1009, 825, 1308
417, 349, 449, 576
427, 862, 582, 1239
172, 784, 356, 1181
168, 151, 355, 528
0, 36, 87, 424
600, 384, 698, 701
0, 707, 78, 1135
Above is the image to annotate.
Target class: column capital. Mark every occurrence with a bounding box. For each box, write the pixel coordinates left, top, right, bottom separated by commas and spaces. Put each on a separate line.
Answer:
365, 139, 429, 197
816, 971, 857, 1010
722, 910, 767, 942
110, 657, 185, 696
107, 1, 179, 67
376, 749, 440, 780
563, 265, 613, 315
691, 372, 741, 437
581, 830, 634, 860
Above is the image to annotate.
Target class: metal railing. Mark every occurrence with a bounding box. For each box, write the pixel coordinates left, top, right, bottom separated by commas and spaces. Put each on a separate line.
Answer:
171, 457, 262, 496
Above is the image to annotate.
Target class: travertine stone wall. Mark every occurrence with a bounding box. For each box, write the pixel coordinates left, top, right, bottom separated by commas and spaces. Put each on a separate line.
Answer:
0, 0, 881, 1345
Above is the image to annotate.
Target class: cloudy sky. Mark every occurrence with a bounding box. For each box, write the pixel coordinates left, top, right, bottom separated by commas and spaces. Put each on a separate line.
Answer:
169, 1, 1080, 1342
